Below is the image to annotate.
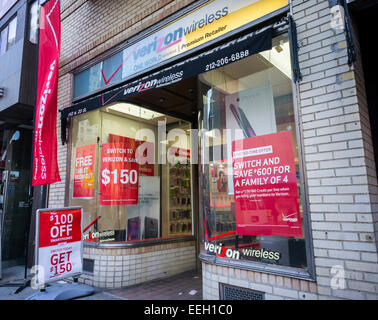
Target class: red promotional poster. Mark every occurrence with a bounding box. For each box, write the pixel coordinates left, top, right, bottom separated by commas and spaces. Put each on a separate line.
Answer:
100, 142, 139, 205
73, 144, 96, 198
232, 130, 303, 238
32, 0, 61, 186
36, 207, 83, 284
109, 134, 154, 176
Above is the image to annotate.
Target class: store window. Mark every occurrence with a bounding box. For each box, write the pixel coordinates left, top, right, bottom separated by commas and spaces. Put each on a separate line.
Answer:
198, 33, 308, 269
0, 15, 17, 55
28, 1, 39, 44
68, 104, 193, 243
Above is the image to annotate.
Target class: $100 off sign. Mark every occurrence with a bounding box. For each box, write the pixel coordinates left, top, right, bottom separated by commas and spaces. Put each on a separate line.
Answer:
36, 208, 82, 284
100, 143, 139, 205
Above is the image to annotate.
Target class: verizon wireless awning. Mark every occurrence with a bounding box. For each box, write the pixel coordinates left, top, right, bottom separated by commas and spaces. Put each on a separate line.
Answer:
60, 26, 274, 144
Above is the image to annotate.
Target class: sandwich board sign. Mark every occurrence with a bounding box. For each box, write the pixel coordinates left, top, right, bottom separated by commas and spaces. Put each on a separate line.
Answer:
34, 207, 83, 286
27, 206, 94, 300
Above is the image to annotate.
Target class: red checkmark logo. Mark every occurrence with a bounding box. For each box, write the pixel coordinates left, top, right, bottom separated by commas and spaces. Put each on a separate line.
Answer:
101, 45, 139, 85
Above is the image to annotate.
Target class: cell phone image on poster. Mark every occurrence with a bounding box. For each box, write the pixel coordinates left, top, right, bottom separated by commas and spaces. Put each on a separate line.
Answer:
225, 83, 277, 195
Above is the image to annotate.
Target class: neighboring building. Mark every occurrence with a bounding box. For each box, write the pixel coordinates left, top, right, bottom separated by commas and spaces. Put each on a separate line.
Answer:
46, 0, 378, 300
0, 0, 41, 278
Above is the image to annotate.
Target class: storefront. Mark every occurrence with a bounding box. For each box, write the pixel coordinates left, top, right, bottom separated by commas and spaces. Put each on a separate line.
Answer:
55, 0, 378, 300
58, 0, 308, 289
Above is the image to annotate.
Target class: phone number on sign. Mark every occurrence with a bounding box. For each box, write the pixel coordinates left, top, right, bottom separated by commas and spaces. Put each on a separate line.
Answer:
205, 50, 250, 71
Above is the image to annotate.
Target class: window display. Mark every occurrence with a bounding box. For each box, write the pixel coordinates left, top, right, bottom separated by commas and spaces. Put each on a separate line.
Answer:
68, 104, 193, 243
67, 30, 308, 270
168, 154, 192, 236
199, 33, 308, 269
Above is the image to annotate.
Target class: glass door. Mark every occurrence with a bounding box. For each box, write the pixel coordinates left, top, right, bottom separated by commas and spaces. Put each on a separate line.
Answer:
0, 126, 32, 275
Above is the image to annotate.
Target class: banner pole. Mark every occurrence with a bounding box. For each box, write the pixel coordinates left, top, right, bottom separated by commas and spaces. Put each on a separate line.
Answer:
24, 0, 46, 288
24, 0, 49, 288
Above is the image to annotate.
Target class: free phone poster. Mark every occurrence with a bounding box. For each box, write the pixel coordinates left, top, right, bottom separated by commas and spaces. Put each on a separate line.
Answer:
73, 144, 96, 198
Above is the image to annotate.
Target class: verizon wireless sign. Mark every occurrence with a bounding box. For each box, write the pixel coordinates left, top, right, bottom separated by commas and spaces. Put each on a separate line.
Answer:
35, 207, 83, 285
32, 0, 61, 186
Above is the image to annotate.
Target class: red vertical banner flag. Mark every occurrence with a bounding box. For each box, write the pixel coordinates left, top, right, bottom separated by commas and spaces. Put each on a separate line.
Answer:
232, 131, 303, 238
32, 0, 61, 186
100, 143, 139, 205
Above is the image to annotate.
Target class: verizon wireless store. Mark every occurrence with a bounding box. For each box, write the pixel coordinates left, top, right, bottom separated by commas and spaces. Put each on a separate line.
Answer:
55, 0, 378, 300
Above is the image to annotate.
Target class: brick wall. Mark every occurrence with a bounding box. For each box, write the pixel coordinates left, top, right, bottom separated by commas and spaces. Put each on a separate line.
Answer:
49, 73, 71, 208
79, 241, 196, 288
202, 262, 318, 300
292, 0, 378, 299
349, 7, 378, 258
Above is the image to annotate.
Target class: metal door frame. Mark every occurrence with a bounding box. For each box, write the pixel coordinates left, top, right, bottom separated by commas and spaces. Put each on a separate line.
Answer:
0, 170, 10, 279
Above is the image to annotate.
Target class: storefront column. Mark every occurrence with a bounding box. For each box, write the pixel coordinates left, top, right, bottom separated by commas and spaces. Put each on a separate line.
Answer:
293, 0, 378, 299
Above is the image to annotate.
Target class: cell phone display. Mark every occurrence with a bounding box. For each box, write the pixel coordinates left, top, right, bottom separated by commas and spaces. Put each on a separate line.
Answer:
168, 161, 192, 235
127, 217, 140, 241
229, 103, 256, 138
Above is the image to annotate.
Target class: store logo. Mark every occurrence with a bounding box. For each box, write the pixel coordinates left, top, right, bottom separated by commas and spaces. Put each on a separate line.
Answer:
132, 6, 229, 62
82, 216, 116, 242
204, 242, 240, 260
37, 60, 56, 129
101, 6, 228, 85
122, 71, 184, 96
281, 212, 298, 222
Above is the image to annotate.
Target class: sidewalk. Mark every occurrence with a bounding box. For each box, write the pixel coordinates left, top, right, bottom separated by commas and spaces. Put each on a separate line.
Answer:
107, 269, 203, 300
0, 265, 124, 300
0, 266, 202, 300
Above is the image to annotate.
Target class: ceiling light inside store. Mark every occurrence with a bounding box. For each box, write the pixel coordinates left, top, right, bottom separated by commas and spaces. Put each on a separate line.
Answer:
274, 45, 283, 53
107, 103, 164, 120
259, 41, 292, 79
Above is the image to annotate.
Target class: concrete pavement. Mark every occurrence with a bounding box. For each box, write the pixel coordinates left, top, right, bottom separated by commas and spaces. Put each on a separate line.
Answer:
0, 266, 125, 300
0, 266, 202, 300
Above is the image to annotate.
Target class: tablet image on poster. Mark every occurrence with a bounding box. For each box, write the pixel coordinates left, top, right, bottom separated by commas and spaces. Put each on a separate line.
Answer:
232, 130, 303, 238
73, 144, 96, 198
100, 142, 139, 205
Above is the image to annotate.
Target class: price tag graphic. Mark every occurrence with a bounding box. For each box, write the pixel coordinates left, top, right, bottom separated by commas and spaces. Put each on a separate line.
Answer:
100, 142, 139, 205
